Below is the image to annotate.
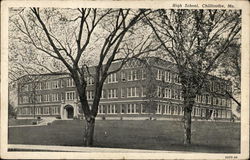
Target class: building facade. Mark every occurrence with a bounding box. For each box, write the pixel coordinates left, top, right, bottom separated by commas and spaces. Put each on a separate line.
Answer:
16, 58, 233, 120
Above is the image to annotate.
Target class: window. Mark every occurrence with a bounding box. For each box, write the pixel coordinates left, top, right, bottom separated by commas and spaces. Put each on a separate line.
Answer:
164, 71, 169, 82
171, 89, 175, 99
51, 81, 59, 89
20, 96, 29, 104
44, 82, 51, 90
87, 76, 94, 85
226, 99, 231, 107
206, 95, 212, 104
24, 84, 29, 91
173, 106, 178, 115
157, 69, 164, 81
67, 78, 75, 87
98, 105, 105, 114
227, 111, 231, 118
180, 106, 184, 115
173, 74, 180, 83
65, 91, 75, 100
51, 93, 59, 102
128, 70, 139, 81
127, 104, 138, 114
43, 107, 50, 115
87, 90, 94, 100
164, 88, 171, 98
157, 86, 162, 97
202, 95, 206, 104
107, 104, 116, 114
141, 86, 146, 97
168, 72, 172, 82
141, 69, 146, 80
36, 82, 42, 90
121, 104, 126, 114
121, 88, 125, 98
127, 87, 139, 97
60, 80, 64, 88
156, 104, 162, 114
43, 94, 50, 102
121, 71, 126, 81
108, 89, 118, 99
163, 104, 171, 115
51, 107, 59, 115
35, 107, 41, 115
108, 73, 117, 83
141, 104, 146, 114
35, 95, 42, 103
101, 90, 105, 99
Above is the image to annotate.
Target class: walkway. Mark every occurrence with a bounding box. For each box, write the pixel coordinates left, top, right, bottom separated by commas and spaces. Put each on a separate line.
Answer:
8, 144, 194, 153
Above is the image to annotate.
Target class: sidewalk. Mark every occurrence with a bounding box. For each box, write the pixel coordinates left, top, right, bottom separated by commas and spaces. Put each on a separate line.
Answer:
8, 144, 193, 153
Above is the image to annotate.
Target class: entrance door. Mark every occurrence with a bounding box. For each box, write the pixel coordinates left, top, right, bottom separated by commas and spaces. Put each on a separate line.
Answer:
66, 107, 74, 119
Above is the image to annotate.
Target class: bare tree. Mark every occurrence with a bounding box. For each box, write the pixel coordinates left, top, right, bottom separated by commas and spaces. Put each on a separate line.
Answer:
217, 43, 241, 111
9, 7, 159, 146
144, 9, 241, 144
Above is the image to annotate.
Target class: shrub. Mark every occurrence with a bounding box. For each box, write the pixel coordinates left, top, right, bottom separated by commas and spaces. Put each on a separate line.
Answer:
32, 121, 37, 125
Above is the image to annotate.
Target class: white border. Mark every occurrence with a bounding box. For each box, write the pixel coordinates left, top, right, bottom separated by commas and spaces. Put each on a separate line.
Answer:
1, 0, 249, 159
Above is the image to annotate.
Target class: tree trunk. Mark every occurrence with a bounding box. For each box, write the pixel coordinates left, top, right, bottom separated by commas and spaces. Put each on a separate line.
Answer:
83, 117, 95, 146
183, 107, 192, 145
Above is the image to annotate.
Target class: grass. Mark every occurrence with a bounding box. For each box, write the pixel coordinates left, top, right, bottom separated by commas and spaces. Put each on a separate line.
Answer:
8, 119, 40, 126
8, 120, 240, 153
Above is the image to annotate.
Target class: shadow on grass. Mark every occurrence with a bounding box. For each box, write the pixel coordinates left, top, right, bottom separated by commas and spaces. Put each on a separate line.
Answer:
8, 120, 240, 153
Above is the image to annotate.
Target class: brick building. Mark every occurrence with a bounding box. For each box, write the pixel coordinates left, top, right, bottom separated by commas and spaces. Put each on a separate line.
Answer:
16, 57, 232, 120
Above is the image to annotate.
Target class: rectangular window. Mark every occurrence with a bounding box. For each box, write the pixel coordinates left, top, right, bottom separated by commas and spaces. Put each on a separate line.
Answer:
98, 105, 105, 114
87, 90, 94, 100
156, 104, 162, 114
127, 104, 138, 114
108, 89, 118, 99
107, 104, 116, 114
121, 71, 126, 82
141, 86, 146, 97
164, 71, 169, 82
43, 94, 50, 102
35, 95, 42, 103
157, 86, 162, 98
226, 99, 231, 107
43, 107, 50, 115
141, 104, 146, 114
60, 80, 64, 88
121, 88, 125, 98
157, 69, 164, 81
87, 76, 94, 85
121, 104, 126, 114
133, 70, 139, 80
35, 107, 41, 114
51, 81, 59, 89
127, 87, 139, 97
65, 91, 75, 100
128, 70, 139, 81
51, 93, 59, 102
101, 90, 105, 99
141, 69, 146, 80
36, 82, 42, 90
168, 72, 172, 82
66, 78, 75, 87
108, 73, 117, 83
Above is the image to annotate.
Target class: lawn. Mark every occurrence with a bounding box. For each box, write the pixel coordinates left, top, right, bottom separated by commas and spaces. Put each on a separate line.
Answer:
8, 120, 240, 153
